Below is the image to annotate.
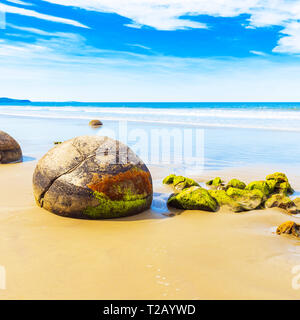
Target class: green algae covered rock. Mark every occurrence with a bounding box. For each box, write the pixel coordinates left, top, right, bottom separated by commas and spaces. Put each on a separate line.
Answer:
163, 174, 199, 190
293, 198, 300, 210
226, 179, 246, 190
226, 187, 264, 210
208, 190, 243, 212
266, 172, 288, 183
173, 175, 199, 190
162, 174, 176, 185
278, 181, 294, 195
276, 221, 300, 238
206, 177, 225, 190
266, 179, 277, 193
33, 136, 153, 219
245, 180, 270, 198
167, 186, 217, 211
266, 172, 294, 195
265, 194, 298, 214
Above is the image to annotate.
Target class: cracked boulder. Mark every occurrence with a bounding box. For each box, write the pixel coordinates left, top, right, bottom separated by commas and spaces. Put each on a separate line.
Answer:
0, 130, 22, 164
32, 135, 153, 219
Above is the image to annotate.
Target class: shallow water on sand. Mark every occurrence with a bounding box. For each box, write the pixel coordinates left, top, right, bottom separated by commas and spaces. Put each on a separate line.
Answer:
1, 103, 300, 172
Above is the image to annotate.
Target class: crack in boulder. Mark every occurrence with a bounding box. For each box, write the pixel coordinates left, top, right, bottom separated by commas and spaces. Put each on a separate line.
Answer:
38, 153, 96, 207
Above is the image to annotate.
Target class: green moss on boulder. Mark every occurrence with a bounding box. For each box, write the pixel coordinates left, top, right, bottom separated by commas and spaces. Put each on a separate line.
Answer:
266, 179, 277, 193
163, 174, 199, 190
265, 172, 294, 195
167, 186, 217, 211
265, 194, 298, 214
163, 174, 176, 185
266, 172, 288, 183
84, 191, 150, 219
226, 179, 246, 190
173, 176, 199, 190
245, 181, 270, 198
206, 177, 225, 190
226, 187, 264, 210
293, 197, 300, 210
278, 181, 294, 195
208, 189, 243, 212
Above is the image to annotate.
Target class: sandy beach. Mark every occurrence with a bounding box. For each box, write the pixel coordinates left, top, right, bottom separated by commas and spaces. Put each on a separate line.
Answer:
1, 161, 300, 300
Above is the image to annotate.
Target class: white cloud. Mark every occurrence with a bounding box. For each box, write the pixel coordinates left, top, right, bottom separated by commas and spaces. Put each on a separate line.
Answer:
273, 22, 300, 54
128, 43, 151, 50
40, 0, 300, 53
7, 0, 33, 6
250, 50, 267, 56
0, 3, 88, 28
7, 23, 67, 36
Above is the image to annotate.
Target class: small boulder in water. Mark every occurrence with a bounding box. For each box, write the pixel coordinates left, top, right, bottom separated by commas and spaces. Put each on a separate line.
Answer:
0, 130, 22, 164
89, 120, 103, 128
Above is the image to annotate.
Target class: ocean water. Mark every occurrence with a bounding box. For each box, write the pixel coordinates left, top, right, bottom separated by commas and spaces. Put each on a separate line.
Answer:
0, 102, 300, 172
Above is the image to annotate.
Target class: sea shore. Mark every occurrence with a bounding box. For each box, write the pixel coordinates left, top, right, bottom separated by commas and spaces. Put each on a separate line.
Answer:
1, 161, 300, 299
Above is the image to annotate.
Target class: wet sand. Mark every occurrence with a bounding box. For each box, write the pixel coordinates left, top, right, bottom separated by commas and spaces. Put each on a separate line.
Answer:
1, 162, 300, 299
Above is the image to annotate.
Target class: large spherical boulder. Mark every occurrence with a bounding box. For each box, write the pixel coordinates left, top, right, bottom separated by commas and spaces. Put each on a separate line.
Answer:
32, 135, 153, 219
0, 130, 22, 164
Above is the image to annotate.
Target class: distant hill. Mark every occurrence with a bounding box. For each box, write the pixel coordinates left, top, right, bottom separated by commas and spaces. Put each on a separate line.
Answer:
0, 97, 31, 104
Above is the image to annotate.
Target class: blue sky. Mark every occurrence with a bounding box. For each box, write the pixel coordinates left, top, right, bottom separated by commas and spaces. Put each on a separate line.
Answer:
0, 0, 300, 101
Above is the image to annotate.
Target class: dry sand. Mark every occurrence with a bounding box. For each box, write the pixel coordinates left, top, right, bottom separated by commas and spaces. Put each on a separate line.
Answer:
1, 162, 300, 300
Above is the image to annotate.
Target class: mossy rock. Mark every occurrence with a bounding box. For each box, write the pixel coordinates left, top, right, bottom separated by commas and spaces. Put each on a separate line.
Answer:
266, 179, 277, 193
226, 179, 246, 190
265, 194, 298, 214
208, 190, 243, 212
266, 172, 294, 195
245, 181, 270, 198
173, 175, 199, 190
266, 172, 288, 183
276, 221, 300, 238
167, 186, 217, 211
163, 174, 199, 190
206, 177, 225, 190
278, 181, 294, 195
33, 136, 153, 219
293, 198, 300, 210
226, 187, 264, 210
163, 174, 176, 185
0, 130, 22, 164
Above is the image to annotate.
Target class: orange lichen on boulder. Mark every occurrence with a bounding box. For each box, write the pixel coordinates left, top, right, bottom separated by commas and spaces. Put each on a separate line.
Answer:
276, 221, 300, 238
87, 167, 152, 200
